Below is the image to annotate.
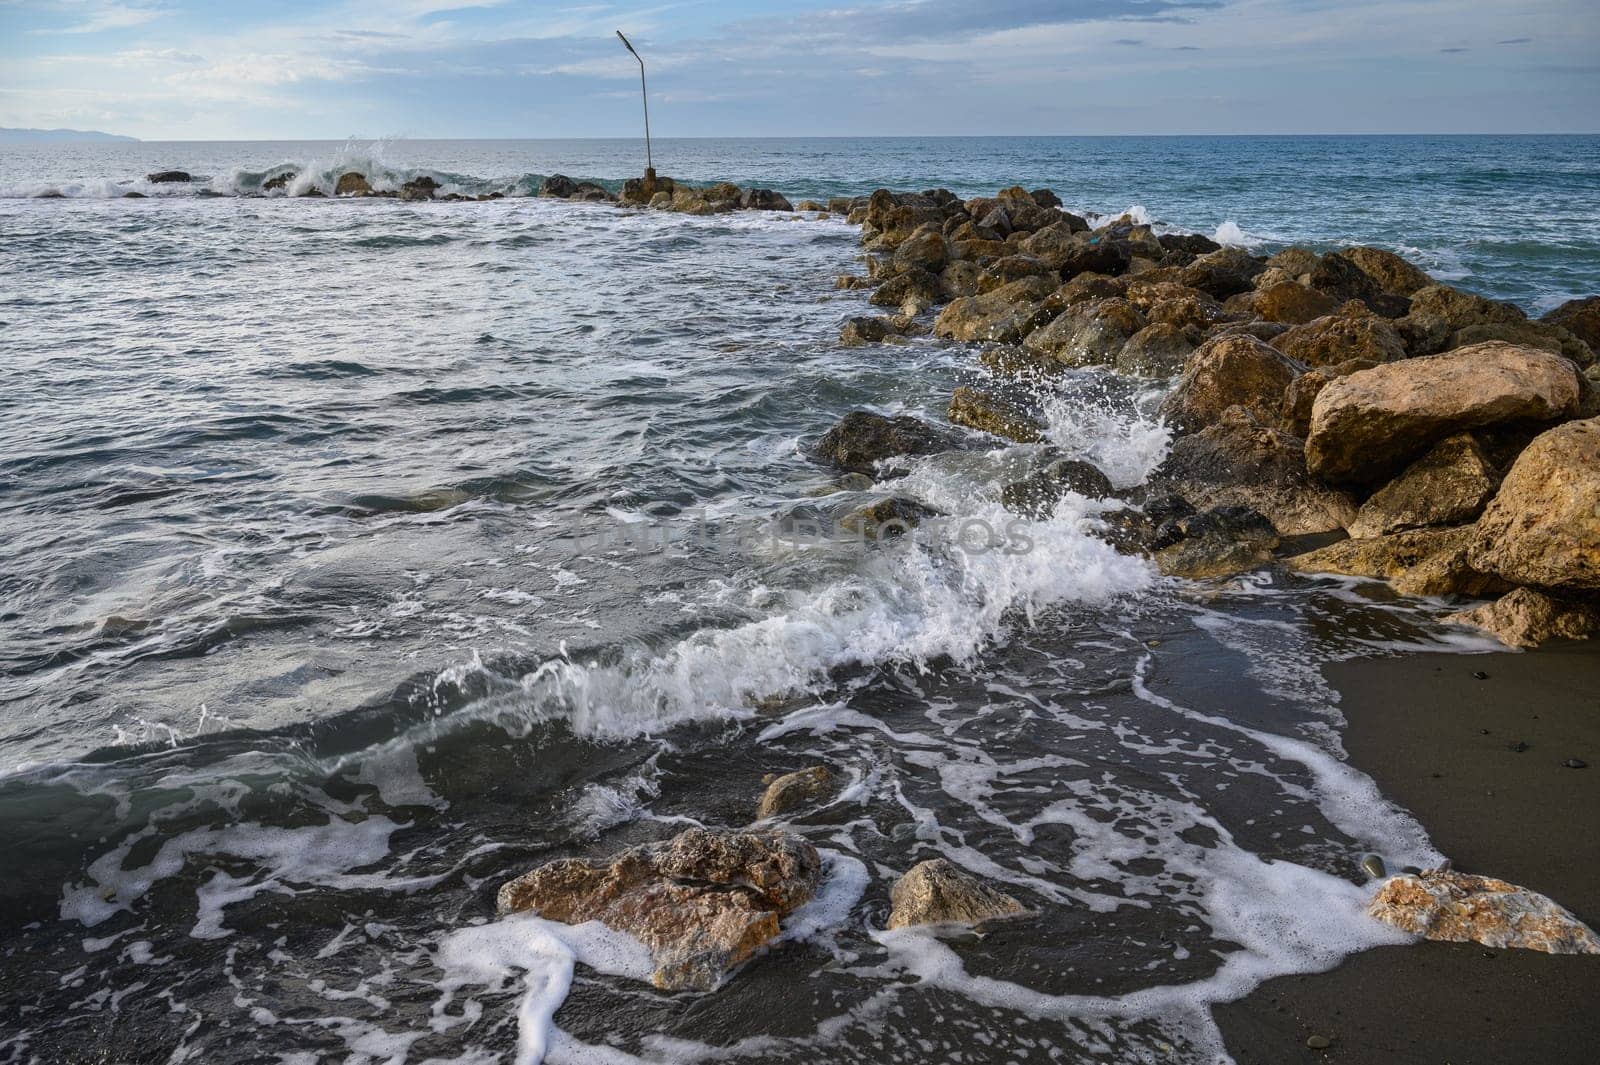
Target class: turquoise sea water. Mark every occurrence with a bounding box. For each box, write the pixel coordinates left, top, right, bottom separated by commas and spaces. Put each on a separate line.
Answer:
0, 136, 1591, 1063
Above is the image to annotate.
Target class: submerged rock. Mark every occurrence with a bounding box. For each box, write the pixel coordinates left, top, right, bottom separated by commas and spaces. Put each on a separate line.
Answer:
1347, 433, 1500, 539
839, 496, 941, 539
839, 315, 901, 346
146, 170, 192, 183
1468, 416, 1600, 590
1000, 457, 1114, 518
756, 766, 837, 819
1368, 867, 1600, 954
887, 859, 1026, 929
1445, 588, 1600, 649
261, 171, 296, 192
814, 411, 949, 475
1305, 341, 1581, 483
497, 827, 823, 990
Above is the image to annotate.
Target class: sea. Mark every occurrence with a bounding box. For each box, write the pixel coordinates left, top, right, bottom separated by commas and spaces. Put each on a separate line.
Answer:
0, 135, 1596, 1064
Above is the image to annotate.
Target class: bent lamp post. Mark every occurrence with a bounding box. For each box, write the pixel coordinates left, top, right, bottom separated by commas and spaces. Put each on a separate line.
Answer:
616, 30, 655, 194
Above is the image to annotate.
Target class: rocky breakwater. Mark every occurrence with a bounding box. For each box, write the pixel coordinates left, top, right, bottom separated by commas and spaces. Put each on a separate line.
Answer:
822, 185, 1600, 646
533, 173, 802, 216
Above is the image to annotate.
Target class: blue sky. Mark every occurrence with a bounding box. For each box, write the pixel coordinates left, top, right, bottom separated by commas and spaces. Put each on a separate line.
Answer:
3, 0, 1597, 138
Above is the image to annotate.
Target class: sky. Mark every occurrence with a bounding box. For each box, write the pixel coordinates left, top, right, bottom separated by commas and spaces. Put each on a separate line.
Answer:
2, 0, 1598, 139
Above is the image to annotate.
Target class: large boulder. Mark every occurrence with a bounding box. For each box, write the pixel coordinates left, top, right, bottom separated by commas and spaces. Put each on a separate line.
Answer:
1305, 341, 1581, 483
893, 228, 950, 274
870, 269, 942, 310
496, 827, 823, 990
1249, 281, 1339, 324
1116, 323, 1195, 377
1000, 457, 1114, 517
335, 172, 372, 196
887, 859, 1026, 929
1468, 416, 1600, 590
740, 188, 793, 211
1159, 334, 1303, 433
1368, 867, 1600, 954
814, 411, 950, 475
1154, 505, 1279, 579
1286, 525, 1506, 598
1347, 434, 1500, 539
1154, 407, 1356, 535
1271, 313, 1407, 369
1334, 246, 1434, 297
1446, 588, 1600, 649
948, 387, 1043, 443
1542, 296, 1600, 352
1180, 247, 1266, 299
933, 276, 1056, 343
1022, 297, 1145, 367
146, 170, 192, 183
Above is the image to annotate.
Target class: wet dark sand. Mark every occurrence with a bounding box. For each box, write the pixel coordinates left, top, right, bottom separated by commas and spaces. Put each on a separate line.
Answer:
1215, 641, 1600, 1064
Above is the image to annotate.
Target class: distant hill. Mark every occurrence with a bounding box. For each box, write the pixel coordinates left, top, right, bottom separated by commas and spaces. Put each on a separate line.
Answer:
0, 127, 139, 144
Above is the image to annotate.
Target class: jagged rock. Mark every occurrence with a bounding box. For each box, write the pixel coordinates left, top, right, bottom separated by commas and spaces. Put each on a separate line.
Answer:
1449, 320, 1594, 368
870, 269, 942, 310
1287, 525, 1479, 588
539, 174, 578, 198
1153, 407, 1356, 535
893, 228, 950, 273
1154, 505, 1279, 579
977, 343, 1063, 380
1271, 313, 1407, 368
398, 175, 439, 202
887, 859, 1026, 929
1000, 458, 1114, 517
948, 387, 1043, 443
1159, 334, 1303, 433
1180, 247, 1266, 299
1262, 246, 1320, 280
933, 276, 1056, 343
1305, 252, 1384, 307
335, 172, 372, 196
976, 255, 1051, 293
146, 170, 192, 183
840, 316, 902, 346
1051, 273, 1129, 310
497, 827, 823, 990
1393, 284, 1584, 360
261, 172, 295, 192
1305, 341, 1581, 483
1115, 322, 1195, 377
1280, 368, 1333, 438
1020, 221, 1091, 267
1249, 281, 1340, 324
756, 767, 837, 819
1334, 246, 1434, 297
839, 496, 941, 539
1022, 297, 1145, 367
1542, 296, 1600, 352
1468, 416, 1600, 590
814, 411, 949, 475
1445, 588, 1600, 648
740, 188, 793, 211
939, 261, 984, 299
1348, 434, 1500, 539
1368, 867, 1600, 954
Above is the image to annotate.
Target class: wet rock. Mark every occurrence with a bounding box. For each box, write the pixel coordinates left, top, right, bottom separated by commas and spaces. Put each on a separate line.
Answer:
893, 228, 950, 274
1305, 341, 1581, 483
976, 343, 1063, 381
398, 175, 439, 202
1021, 297, 1146, 368
1159, 232, 1221, 257
1542, 296, 1600, 353
261, 171, 296, 192
839, 496, 941, 539
1154, 505, 1279, 579
1348, 434, 1500, 539
1180, 246, 1266, 299
1368, 867, 1600, 954
814, 411, 950, 476
887, 859, 1026, 929
1159, 334, 1304, 433
1154, 407, 1356, 535
1000, 458, 1114, 518
1334, 246, 1434, 297
1287, 525, 1483, 590
839, 316, 902, 347
948, 387, 1043, 443
938, 260, 984, 299
335, 172, 372, 196
538, 174, 577, 198
756, 767, 838, 818
120, 191, 145, 199
1468, 416, 1600, 590
1115, 322, 1195, 377
1271, 313, 1407, 368
497, 827, 823, 990
146, 170, 192, 183
870, 269, 942, 310
570, 182, 614, 203
1445, 588, 1600, 649
739, 188, 793, 211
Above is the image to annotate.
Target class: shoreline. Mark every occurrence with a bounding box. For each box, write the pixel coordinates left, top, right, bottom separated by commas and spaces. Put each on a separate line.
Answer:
1217, 641, 1600, 1063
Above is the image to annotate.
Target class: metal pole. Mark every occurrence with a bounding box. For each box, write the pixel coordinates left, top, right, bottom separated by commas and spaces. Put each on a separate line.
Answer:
616, 31, 653, 177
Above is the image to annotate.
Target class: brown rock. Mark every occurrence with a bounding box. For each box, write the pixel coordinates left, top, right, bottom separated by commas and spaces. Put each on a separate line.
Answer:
756, 767, 837, 818
1154, 505, 1280, 579
1281, 369, 1332, 438
933, 276, 1057, 343
1468, 416, 1600, 590
939, 261, 983, 299
839, 316, 902, 346
335, 171, 372, 196
1154, 407, 1356, 535
870, 269, 942, 310
496, 827, 824, 989
1252, 281, 1340, 324
1159, 334, 1303, 433
1446, 588, 1600, 648
1305, 341, 1581, 483
1272, 314, 1406, 368
1022, 297, 1146, 367
1542, 296, 1600, 352
814, 411, 949, 475
948, 387, 1043, 443
887, 858, 1026, 929
1334, 246, 1434, 297
1347, 434, 1500, 539
892, 228, 950, 274
1368, 867, 1600, 954
839, 496, 941, 539
1000, 457, 1114, 517
1287, 525, 1476, 584
1180, 247, 1266, 299
1115, 323, 1195, 377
